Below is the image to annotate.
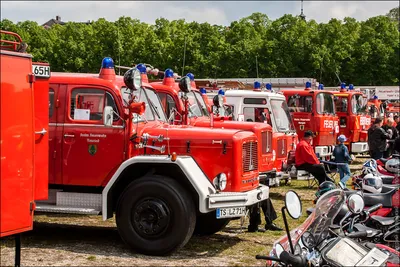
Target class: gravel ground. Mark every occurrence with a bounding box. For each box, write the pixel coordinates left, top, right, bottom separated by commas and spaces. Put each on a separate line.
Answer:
0, 161, 365, 266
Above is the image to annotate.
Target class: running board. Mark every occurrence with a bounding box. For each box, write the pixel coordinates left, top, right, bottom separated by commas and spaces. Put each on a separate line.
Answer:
35, 204, 101, 215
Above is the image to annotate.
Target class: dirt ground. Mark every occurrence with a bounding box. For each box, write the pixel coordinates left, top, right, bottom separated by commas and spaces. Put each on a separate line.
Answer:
0, 162, 365, 266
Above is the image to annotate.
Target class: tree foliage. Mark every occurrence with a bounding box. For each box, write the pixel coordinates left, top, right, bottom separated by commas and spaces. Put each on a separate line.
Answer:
1, 10, 398, 86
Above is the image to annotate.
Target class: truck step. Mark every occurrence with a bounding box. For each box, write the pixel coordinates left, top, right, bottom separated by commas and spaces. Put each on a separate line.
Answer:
36, 204, 101, 215
57, 192, 102, 211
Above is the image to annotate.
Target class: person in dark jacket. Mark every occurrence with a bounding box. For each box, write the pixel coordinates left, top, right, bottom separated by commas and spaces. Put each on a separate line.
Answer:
368, 118, 390, 159
382, 118, 399, 157
248, 198, 282, 232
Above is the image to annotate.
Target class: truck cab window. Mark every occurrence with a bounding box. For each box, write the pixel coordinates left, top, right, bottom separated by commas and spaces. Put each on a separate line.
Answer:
288, 96, 312, 113
70, 88, 119, 122
158, 92, 176, 119
243, 107, 271, 125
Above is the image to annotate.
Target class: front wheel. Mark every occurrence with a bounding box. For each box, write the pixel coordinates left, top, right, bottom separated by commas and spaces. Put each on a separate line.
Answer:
116, 175, 196, 255
193, 211, 230, 235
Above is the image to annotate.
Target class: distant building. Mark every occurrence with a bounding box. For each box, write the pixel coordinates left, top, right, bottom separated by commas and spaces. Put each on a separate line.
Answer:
42, 16, 91, 28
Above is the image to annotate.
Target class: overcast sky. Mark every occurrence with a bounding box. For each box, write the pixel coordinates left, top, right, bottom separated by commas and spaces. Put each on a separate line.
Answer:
1, 1, 398, 25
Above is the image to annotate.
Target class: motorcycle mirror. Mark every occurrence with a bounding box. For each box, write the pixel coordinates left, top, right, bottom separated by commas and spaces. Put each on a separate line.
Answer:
347, 193, 365, 214
275, 243, 285, 258
285, 191, 302, 219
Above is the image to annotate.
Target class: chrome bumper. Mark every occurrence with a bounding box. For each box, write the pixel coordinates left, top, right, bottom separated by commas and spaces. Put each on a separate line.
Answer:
207, 184, 269, 210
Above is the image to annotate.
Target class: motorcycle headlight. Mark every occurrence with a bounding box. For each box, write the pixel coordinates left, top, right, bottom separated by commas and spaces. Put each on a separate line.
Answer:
213, 173, 227, 191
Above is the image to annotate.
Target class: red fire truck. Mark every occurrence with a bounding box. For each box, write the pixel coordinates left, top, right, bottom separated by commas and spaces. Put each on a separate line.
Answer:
36, 58, 268, 255
368, 96, 386, 124
329, 83, 371, 154
195, 80, 299, 184
148, 70, 277, 186
280, 82, 338, 158
0, 30, 50, 265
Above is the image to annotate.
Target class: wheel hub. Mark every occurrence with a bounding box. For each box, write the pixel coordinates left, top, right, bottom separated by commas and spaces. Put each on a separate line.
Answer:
132, 198, 170, 237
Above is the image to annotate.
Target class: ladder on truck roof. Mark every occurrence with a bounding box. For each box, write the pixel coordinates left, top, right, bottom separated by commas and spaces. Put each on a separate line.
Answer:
195, 78, 317, 90
0, 30, 27, 52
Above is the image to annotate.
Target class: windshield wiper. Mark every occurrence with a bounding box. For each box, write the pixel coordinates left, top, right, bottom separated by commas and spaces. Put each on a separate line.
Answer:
147, 97, 161, 119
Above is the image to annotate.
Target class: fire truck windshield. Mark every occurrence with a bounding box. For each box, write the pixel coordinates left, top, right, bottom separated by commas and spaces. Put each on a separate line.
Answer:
351, 94, 367, 115
193, 91, 210, 116
316, 93, 335, 115
187, 92, 205, 118
144, 88, 167, 121
270, 99, 295, 132
130, 87, 167, 122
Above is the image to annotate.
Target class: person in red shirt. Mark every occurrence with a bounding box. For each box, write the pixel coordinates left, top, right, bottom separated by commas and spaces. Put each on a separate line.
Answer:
295, 130, 334, 184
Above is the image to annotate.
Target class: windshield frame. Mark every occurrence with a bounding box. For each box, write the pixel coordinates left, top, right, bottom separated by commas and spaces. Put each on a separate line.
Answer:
193, 91, 210, 117
316, 92, 335, 115
351, 94, 367, 115
270, 99, 296, 133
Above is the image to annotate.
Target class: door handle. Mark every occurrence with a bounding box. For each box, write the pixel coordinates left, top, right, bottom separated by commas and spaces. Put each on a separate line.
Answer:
35, 128, 47, 136
64, 134, 75, 138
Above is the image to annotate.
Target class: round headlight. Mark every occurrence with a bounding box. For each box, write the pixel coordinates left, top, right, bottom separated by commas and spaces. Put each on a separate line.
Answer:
213, 173, 227, 191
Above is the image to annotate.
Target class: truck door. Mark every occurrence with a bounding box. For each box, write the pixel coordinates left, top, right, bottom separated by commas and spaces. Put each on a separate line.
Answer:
61, 86, 125, 186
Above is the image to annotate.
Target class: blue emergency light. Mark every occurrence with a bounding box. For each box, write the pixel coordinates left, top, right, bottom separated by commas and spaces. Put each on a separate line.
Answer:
373, 95, 378, 99
349, 84, 354, 90
200, 88, 207, 95
186, 73, 195, 81
218, 89, 225, 96
305, 81, 311, 88
136, 63, 147, 74
266, 83, 272, 90
341, 83, 346, 89
101, 57, 114, 69
254, 81, 261, 89
318, 84, 324, 90
164, 68, 174, 78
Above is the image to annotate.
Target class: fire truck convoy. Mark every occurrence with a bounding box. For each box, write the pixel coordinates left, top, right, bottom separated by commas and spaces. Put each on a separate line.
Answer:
0, 30, 50, 265
147, 70, 277, 186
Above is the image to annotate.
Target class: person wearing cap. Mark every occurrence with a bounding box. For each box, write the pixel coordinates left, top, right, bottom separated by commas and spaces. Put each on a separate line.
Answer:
295, 130, 334, 184
332, 135, 352, 185
368, 118, 390, 159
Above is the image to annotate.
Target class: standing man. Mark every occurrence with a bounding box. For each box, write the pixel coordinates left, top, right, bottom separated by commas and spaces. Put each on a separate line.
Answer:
383, 118, 398, 157
394, 115, 400, 133
368, 118, 390, 159
332, 135, 352, 186
295, 130, 334, 184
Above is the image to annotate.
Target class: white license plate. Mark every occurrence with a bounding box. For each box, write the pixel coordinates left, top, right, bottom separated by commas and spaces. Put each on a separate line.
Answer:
216, 207, 246, 219
32, 64, 51, 78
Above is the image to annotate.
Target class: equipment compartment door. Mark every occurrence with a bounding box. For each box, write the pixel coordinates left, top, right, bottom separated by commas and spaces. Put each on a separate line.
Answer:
61, 85, 125, 186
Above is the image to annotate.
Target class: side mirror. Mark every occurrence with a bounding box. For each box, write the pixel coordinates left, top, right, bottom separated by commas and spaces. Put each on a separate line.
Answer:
347, 193, 365, 214
103, 106, 114, 127
179, 76, 191, 93
129, 102, 146, 115
285, 190, 302, 219
124, 68, 142, 90
213, 95, 223, 108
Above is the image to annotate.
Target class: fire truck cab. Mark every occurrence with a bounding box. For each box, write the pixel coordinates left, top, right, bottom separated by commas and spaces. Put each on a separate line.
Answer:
331, 84, 371, 154
1, 30, 50, 264
368, 96, 386, 124
281, 83, 338, 158
37, 59, 268, 255
148, 69, 277, 186
215, 82, 298, 183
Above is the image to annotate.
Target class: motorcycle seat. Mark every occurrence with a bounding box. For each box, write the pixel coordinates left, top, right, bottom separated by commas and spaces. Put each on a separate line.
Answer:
371, 215, 397, 226
363, 188, 398, 208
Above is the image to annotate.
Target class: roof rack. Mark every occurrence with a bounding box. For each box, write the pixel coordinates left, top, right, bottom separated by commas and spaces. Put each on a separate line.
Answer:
0, 30, 27, 52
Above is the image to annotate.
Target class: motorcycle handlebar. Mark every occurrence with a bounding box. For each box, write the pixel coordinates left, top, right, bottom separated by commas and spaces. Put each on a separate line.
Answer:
255, 255, 281, 262
367, 204, 383, 214
280, 251, 307, 267
347, 231, 368, 238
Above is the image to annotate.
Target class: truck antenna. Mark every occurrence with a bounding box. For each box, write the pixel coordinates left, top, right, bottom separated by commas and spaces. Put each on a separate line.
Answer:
181, 36, 187, 77
334, 71, 342, 85
256, 55, 259, 78
117, 26, 121, 75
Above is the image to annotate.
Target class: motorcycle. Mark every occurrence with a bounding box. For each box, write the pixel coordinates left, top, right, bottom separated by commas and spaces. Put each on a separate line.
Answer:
256, 189, 399, 266
353, 158, 399, 186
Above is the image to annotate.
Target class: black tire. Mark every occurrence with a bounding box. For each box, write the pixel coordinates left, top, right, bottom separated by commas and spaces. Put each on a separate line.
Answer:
116, 175, 196, 255
193, 211, 230, 235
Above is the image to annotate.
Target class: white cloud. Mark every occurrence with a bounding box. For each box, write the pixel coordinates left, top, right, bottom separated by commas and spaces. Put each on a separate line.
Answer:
304, 1, 398, 22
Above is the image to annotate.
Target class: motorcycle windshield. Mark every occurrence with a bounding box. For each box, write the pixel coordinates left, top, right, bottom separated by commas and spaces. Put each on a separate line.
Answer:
273, 189, 346, 252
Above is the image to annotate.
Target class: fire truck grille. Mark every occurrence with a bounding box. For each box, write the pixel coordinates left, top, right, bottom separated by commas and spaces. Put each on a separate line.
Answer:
242, 141, 258, 172
277, 139, 287, 157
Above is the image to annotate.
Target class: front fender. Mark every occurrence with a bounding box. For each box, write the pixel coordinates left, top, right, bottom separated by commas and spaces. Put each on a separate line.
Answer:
102, 155, 216, 220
